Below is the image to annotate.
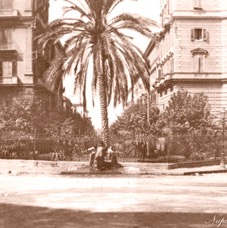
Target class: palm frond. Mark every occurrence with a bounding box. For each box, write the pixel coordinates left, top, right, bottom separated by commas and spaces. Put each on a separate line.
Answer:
36, 0, 157, 145
110, 13, 158, 28
104, 0, 128, 16
63, 0, 91, 20
42, 56, 66, 92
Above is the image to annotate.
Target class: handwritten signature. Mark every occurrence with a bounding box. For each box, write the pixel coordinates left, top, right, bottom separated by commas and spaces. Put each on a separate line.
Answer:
205, 214, 227, 227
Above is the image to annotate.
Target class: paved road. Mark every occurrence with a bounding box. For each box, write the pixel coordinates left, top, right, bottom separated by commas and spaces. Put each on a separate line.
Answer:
1, 173, 227, 227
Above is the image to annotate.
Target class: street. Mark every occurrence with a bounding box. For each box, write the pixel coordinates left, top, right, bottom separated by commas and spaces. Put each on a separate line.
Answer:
0, 173, 227, 227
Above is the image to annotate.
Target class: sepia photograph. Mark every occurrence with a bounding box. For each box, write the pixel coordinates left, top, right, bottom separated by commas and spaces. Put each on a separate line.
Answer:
0, 0, 227, 227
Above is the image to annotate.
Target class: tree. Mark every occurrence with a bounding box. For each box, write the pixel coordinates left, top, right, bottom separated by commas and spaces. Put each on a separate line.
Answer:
0, 93, 97, 158
0, 95, 46, 140
111, 101, 159, 137
159, 90, 217, 159
37, 0, 157, 145
160, 90, 212, 133
46, 110, 96, 142
110, 101, 160, 156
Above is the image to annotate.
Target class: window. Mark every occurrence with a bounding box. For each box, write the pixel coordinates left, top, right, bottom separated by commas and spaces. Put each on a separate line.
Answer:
158, 67, 163, 79
0, 61, 17, 77
2, 62, 12, 77
0, 0, 13, 9
191, 28, 208, 41
170, 58, 174, 73
195, 29, 202, 40
193, 56, 204, 72
194, 0, 202, 10
191, 48, 208, 73
0, 29, 7, 44
0, 29, 12, 48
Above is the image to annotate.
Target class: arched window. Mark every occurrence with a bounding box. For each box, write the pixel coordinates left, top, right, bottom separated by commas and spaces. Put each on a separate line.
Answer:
194, 0, 202, 10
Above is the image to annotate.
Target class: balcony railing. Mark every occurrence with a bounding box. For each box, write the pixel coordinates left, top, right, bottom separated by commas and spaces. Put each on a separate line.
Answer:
0, 9, 19, 17
0, 43, 17, 50
0, 76, 17, 84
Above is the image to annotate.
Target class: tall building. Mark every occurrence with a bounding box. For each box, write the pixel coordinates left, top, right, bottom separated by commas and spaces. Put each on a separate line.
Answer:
0, 0, 64, 111
145, 0, 227, 115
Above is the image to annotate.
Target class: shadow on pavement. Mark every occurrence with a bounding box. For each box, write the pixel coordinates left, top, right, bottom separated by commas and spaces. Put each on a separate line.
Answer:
1, 203, 226, 228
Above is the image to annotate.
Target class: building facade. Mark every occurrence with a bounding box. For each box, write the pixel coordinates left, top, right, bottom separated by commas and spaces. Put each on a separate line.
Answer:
145, 0, 227, 116
0, 0, 67, 112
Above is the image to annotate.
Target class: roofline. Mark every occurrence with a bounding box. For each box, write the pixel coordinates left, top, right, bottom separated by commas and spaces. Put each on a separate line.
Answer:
144, 39, 155, 57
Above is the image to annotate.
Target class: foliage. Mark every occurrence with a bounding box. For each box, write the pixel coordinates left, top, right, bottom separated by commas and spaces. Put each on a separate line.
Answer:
46, 110, 96, 141
169, 127, 221, 160
111, 89, 219, 161
111, 101, 159, 137
160, 90, 212, 134
37, 0, 158, 145
0, 95, 46, 140
159, 90, 218, 159
0, 95, 97, 158
110, 101, 160, 156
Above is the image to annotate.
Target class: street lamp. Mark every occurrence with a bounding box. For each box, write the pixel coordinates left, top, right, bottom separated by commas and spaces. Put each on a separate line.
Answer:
141, 92, 151, 157
220, 108, 226, 168
146, 90, 150, 157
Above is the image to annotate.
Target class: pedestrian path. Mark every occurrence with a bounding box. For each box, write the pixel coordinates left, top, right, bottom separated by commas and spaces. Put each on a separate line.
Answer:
0, 159, 226, 176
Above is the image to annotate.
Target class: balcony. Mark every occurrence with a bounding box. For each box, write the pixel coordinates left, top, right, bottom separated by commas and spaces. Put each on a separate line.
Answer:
0, 76, 17, 84
0, 9, 19, 17
0, 42, 17, 50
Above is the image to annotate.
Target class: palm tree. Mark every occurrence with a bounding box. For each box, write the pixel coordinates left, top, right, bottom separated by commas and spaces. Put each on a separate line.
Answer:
37, 0, 157, 145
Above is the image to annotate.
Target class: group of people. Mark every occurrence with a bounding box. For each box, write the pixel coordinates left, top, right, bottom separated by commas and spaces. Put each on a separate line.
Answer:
88, 141, 118, 171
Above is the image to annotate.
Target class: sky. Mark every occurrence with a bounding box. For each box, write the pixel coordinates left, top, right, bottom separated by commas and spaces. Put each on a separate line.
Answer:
49, 0, 161, 129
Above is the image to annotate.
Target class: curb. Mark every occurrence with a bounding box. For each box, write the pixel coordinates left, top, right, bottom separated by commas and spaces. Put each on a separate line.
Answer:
183, 169, 227, 175
59, 171, 185, 176
60, 171, 122, 175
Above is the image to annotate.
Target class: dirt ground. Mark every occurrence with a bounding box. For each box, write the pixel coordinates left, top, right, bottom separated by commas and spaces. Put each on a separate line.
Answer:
1, 173, 227, 227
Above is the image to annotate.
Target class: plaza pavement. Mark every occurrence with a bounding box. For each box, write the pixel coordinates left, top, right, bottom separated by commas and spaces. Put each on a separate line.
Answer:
1, 159, 227, 227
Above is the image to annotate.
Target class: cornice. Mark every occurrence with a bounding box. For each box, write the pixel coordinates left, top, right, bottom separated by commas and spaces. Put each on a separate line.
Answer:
170, 8, 227, 20
191, 48, 208, 57
172, 11, 227, 20
153, 77, 223, 93
0, 16, 34, 25
173, 15, 224, 20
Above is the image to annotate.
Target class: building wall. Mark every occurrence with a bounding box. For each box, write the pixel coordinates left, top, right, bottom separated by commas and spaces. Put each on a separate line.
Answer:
173, 18, 222, 73
0, 0, 49, 86
0, 0, 68, 114
146, 0, 227, 117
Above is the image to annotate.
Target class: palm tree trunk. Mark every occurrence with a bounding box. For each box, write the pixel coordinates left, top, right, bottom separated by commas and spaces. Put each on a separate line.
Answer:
98, 72, 109, 146
95, 48, 109, 146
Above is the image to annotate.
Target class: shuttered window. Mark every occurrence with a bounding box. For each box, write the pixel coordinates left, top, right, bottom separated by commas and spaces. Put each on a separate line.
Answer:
191, 28, 208, 41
